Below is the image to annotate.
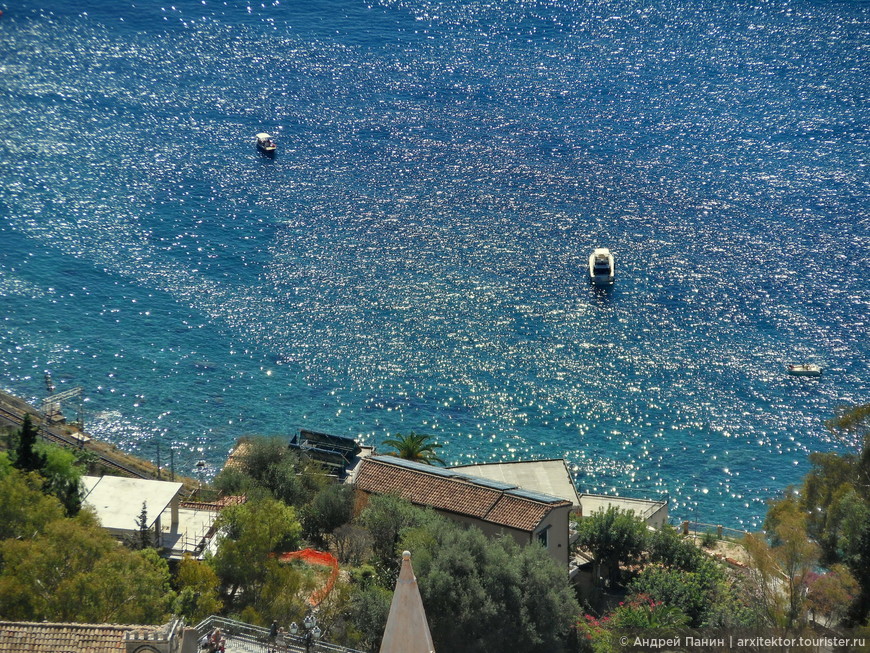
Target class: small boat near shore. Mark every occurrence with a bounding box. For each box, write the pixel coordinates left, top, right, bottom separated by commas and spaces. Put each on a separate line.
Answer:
787, 364, 822, 377
588, 247, 614, 285
255, 132, 276, 155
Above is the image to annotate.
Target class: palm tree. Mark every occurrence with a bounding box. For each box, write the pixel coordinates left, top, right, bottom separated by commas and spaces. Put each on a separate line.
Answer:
381, 432, 445, 465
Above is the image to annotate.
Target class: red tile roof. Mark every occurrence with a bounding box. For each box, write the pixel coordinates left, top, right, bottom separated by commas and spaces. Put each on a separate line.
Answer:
180, 494, 247, 511
0, 621, 157, 653
484, 493, 554, 532
354, 457, 571, 532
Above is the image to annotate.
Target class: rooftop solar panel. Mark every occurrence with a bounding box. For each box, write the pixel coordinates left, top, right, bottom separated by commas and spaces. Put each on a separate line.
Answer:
375, 456, 455, 477
371, 456, 567, 505
458, 475, 516, 491
507, 488, 566, 504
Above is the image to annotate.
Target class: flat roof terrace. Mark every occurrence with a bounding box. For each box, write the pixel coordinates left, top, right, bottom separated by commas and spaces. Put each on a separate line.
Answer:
450, 459, 581, 508
578, 492, 669, 528
82, 475, 182, 532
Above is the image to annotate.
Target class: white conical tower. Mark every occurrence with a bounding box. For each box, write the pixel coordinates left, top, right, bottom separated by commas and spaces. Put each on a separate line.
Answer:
379, 551, 436, 653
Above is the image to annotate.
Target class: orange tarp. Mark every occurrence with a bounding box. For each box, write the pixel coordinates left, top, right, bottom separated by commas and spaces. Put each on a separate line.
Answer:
276, 548, 340, 606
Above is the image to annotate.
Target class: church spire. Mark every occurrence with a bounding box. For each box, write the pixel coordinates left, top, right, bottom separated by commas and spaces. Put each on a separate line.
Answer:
379, 551, 436, 653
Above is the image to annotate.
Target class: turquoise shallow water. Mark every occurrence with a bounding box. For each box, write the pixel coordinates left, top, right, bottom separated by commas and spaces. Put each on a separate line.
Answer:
1, 0, 867, 528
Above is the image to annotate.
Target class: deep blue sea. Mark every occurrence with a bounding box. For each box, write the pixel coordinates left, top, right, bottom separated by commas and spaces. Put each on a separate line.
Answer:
1, 0, 867, 529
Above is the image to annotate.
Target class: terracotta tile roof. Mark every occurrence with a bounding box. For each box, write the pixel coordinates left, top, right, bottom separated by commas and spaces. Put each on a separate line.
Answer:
356, 461, 502, 518
181, 495, 247, 511
0, 621, 155, 653
224, 440, 251, 470
355, 456, 571, 533
214, 494, 247, 508
484, 493, 556, 532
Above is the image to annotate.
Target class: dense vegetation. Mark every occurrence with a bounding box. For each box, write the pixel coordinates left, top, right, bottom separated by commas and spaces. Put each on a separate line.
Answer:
3, 407, 869, 651
360, 493, 580, 652
4, 414, 84, 515
757, 404, 870, 627
206, 436, 581, 652
574, 404, 870, 651
574, 509, 758, 651
0, 431, 579, 651
0, 453, 172, 624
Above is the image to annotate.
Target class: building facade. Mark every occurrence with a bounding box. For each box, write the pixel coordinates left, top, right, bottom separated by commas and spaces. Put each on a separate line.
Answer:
353, 456, 573, 565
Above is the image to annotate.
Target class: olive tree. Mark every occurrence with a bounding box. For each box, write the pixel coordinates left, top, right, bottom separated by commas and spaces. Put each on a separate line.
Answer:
575, 506, 647, 587
400, 514, 579, 653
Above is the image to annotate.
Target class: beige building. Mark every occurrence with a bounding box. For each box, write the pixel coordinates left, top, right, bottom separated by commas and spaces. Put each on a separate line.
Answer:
353, 456, 573, 565
450, 459, 581, 508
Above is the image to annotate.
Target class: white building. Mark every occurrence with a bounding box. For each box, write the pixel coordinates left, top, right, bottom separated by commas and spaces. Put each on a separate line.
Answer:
82, 475, 220, 558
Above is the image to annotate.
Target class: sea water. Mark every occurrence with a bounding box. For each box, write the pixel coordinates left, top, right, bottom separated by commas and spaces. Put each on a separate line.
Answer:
0, 0, 867, 529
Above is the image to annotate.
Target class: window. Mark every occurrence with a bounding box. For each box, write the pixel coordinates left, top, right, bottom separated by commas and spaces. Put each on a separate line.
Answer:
537, 526, 549, 548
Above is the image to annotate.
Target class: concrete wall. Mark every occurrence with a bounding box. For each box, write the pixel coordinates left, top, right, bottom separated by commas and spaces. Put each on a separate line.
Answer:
646, 502, 668, 530
432, 508, 571, 565
434, 510, 530, 544
533, 504, 572, 565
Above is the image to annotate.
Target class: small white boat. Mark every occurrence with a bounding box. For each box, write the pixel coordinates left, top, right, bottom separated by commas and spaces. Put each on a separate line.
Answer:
787, 364, 822, 377
255, 132, 276, 155
588, 247, 615, 285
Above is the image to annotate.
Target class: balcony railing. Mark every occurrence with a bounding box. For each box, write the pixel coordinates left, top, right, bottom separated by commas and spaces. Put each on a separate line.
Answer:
193, 615, 367, 653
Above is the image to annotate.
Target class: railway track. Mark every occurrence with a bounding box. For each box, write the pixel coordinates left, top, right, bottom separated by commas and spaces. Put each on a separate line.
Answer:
0, 403, 150, 479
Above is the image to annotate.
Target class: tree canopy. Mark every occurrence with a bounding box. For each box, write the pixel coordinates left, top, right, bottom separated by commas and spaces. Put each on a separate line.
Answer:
4, 415, 84, 516
210, 496, 304, 610
213, 436, 329, 506
400, 512, 580, 653
0, 471, 173, 624
38, 441, 84, 516
764, 404, 870, 625
0, 468, 66, 541
302, 482, 355, 548
14, 414, 46, 473
172, 555, 223, 622
359, 493, 434, 565
575, 506, 647, 587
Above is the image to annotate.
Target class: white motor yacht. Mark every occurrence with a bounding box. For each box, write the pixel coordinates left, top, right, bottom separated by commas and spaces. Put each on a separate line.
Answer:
787, 364, 822, 377
588, 248, 615, 285
255, 132, 276, 155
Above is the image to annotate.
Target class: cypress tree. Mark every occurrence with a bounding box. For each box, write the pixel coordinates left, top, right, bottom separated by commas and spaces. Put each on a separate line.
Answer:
15, 414, 47, 473
134, 501, 153, 550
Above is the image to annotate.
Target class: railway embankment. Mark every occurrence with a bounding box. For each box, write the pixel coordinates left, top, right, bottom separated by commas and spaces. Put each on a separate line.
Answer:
0, 389, 199, 491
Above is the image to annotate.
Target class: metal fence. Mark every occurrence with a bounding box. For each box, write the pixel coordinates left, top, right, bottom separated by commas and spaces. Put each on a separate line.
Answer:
682, 520, 751, 541
193, 616, 367, 653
